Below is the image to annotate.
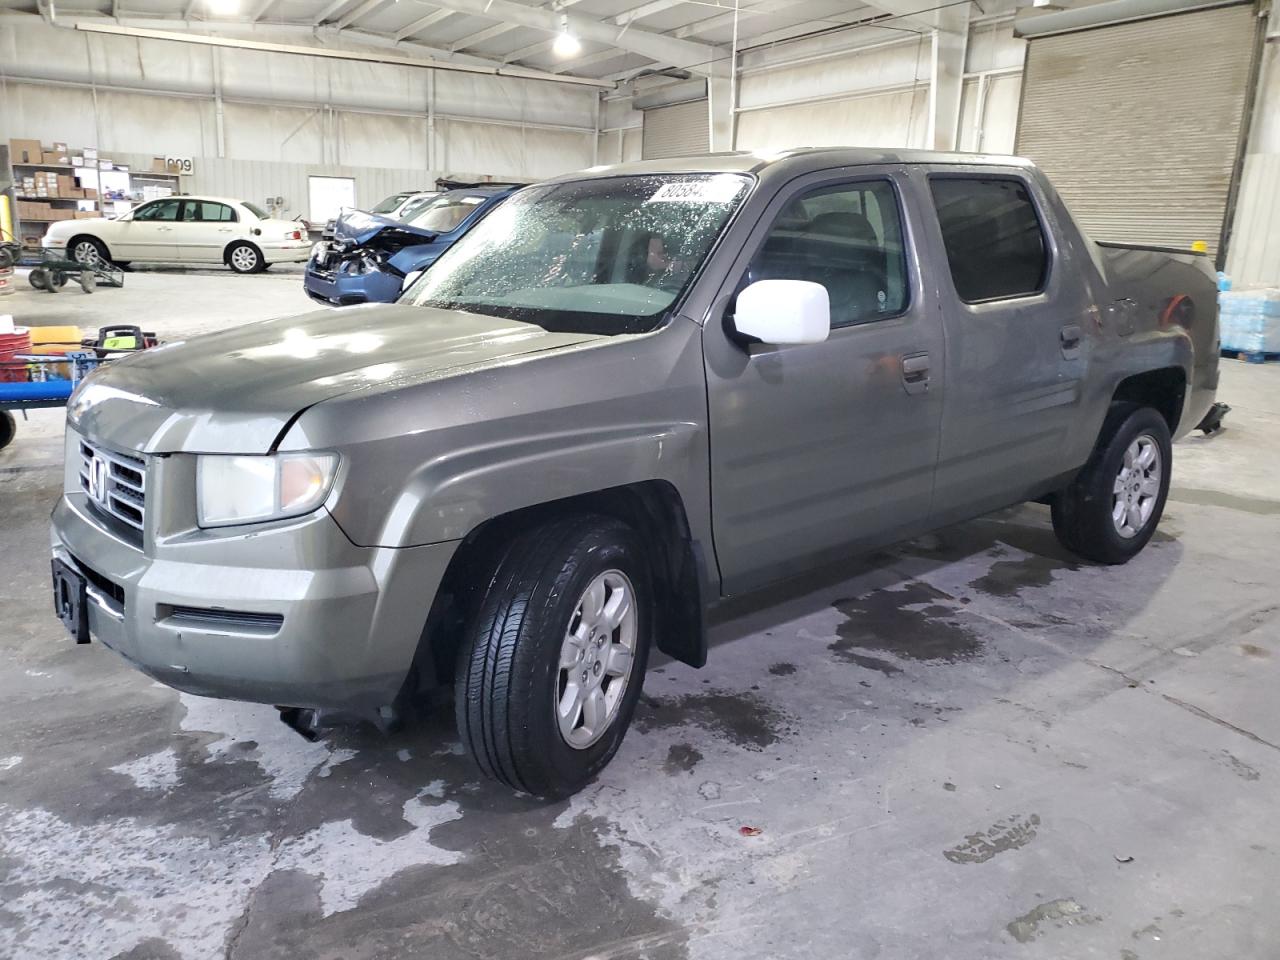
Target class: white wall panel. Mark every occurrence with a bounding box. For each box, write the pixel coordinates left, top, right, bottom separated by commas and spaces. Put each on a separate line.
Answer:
736, 87, 931, 153
737, 38, 930, 113
221, 102, 324, 164
434, 119, 593, 180
336, 112, 428, 171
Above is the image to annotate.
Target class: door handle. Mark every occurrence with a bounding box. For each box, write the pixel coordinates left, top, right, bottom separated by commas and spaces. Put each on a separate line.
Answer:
157, 226, 173, 232
1060, 324, 1083, 359
901, 352, 930, 395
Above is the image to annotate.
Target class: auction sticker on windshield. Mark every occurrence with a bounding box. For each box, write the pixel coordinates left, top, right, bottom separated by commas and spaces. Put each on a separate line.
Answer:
646, 176, 745, 204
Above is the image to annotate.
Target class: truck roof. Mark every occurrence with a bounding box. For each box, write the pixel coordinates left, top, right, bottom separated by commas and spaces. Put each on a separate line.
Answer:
551, 147, 1035, 184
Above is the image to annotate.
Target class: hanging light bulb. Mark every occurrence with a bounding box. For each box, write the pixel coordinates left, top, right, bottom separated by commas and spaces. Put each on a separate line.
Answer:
552, 12, 580, 58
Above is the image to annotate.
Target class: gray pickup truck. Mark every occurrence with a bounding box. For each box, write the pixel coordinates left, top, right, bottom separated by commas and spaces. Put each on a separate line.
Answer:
51, 148, 1219, 798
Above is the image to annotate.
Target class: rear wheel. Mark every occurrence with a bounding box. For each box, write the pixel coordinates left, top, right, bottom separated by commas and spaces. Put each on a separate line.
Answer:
1052, 405, 1172, 564
455, 515, 651, 799
69, 237, 109, 267
226, 242, 265, 274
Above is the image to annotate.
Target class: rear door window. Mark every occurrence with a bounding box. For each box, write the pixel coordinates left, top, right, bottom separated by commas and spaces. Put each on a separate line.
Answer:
193, 201, 236, 222
929, 177, 1049, 303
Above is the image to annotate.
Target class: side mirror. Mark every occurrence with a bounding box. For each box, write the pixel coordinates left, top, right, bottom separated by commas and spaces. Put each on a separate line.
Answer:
731, 279, 830, 346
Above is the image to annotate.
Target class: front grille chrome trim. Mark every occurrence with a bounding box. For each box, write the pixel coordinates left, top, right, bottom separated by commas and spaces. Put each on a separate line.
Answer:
78, 438, 149, 536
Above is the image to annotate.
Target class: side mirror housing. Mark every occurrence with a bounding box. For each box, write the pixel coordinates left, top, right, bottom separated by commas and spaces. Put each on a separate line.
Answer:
731, 279, 830, 346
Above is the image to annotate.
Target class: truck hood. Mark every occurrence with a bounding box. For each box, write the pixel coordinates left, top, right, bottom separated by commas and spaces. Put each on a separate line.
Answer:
68, 304, 603, 454
332, 209, 436, 246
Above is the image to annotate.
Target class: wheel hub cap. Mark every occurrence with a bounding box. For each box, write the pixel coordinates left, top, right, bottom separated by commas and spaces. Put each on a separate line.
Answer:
555, 569, 638, 750
1112, 434, 1162, 539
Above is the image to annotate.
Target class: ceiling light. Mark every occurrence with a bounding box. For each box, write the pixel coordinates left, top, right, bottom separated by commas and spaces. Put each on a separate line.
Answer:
207, 0, 240, 14
552, 13, 580, 58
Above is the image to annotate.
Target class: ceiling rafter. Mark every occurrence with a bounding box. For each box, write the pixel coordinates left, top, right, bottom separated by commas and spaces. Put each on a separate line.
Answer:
451, 21, 514, 51
394, 7, 453, 41
334, 0, 389, 29
415, 0, 719, 74
311, 0, 352, 26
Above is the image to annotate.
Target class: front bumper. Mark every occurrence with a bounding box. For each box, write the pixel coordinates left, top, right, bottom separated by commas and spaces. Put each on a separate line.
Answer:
50, 491, 458, 715
304, 257, 403, 307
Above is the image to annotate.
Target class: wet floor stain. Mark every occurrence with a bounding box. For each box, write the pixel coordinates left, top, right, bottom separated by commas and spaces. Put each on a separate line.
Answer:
970, 553, 1077, 599
1240, 643, 1270, 658
840, 651, 902, 676
1006, 898, 1098, 944
944, 813, 1041, 864
663, 743, 703, 775
768, 662, 797, 676
635, 691, 792, 751
831, 581, 984, 666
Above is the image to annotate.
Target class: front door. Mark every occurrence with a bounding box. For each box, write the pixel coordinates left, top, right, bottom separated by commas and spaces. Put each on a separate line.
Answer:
703, 170, 945, 594
114, 197, 182, 261
914, 167, 1092, 525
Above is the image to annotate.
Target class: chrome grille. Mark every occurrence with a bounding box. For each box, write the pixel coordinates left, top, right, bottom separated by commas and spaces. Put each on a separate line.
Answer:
78, 438, 148, 533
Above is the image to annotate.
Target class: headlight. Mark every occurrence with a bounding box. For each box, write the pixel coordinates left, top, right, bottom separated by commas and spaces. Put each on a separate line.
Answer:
196, 452, 339, 527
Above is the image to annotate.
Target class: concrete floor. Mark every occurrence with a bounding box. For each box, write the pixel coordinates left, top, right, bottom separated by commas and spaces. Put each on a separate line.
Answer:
1, 269, 1278, 960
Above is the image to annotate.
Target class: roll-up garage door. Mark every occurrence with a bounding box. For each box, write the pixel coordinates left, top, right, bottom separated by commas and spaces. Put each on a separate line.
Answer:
641, 99, 709, 160
1015, 4, 1257, 255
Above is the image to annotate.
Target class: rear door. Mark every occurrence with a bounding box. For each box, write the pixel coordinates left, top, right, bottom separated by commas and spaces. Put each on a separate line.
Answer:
703, 168, 945, 594
114, 198, 182, 261
916, 166, 1094, 525
170, 199, 238, 262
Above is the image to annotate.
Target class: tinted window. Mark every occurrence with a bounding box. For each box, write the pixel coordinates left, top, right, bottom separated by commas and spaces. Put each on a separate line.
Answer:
743, 180, 909, 327
193, 201, 235, 222
929, 177, 1048, 303
134, 199, 181, 222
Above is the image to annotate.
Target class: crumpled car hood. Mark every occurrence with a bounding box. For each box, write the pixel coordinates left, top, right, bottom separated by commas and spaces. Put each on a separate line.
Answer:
68, 304, 603, 454
332, 209, 435, 245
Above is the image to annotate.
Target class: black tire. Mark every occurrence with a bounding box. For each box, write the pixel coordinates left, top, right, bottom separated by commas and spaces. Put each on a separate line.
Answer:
226, 242, 265, 274
0, 411, 15, 451
69, 236, 110, 267
1052, 405, 1172, 564
29, 268, 49, 291
79, 270, 96, 294
51, 270, 68, 288
456, 514, 652, 799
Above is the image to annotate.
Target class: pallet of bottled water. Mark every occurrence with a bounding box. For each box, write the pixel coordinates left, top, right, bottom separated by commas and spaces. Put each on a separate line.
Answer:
1220, 288, 1280, 362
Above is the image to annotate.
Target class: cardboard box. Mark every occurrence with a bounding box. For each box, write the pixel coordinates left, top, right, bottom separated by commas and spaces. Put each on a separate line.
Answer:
57, 174, 73, 193
42, 151, 69, 165
84, 188, 98, 201
152, 157, 168, 173
75, 211, 98, 220
98, 159, 113, 170
83, 147, 98, 161
9, 138, 43, 164
52, 141, 68, 153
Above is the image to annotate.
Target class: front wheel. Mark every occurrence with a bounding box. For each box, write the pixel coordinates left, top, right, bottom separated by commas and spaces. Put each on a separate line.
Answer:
455, 515, 651, 799
70, 237, 110, 267
226, 242, 265, 274
1052, 405, 1172, 564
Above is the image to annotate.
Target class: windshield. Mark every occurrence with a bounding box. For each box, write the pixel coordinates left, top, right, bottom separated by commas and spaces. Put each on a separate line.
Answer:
407, 194, 488, 233
371, 192, 413, 215
241, 201, 269, 220
397, 193, 441, 222
403, 174, 750, 334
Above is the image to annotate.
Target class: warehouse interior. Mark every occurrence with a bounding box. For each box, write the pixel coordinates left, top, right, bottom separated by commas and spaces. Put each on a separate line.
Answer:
2, 0, 1279, 957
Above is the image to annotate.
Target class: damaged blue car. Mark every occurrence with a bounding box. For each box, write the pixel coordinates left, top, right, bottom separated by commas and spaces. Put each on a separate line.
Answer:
304, 185, 518, 306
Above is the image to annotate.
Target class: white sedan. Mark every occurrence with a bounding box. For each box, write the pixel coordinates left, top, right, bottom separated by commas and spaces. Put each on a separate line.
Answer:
42, 196, 312, 274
